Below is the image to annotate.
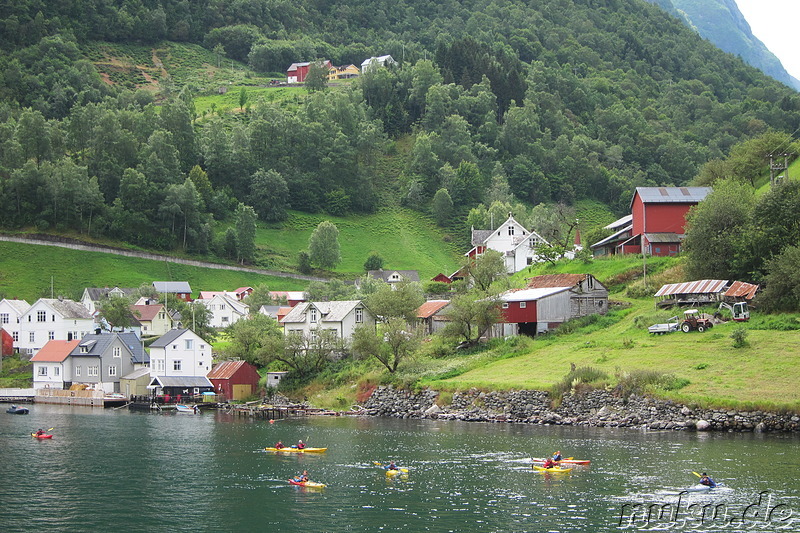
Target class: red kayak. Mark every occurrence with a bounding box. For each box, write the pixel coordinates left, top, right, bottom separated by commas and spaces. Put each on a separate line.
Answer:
531, 457, 590, 465
288, 479, 326, 488
31, 433, 53, 439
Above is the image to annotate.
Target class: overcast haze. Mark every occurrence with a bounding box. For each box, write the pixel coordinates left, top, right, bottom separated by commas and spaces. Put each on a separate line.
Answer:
736, 0, 800, 82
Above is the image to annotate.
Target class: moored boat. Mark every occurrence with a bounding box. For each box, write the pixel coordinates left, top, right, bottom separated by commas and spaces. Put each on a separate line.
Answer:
6, 406, 29, 415
176, 404, 199, 413
265, 446, 327, 453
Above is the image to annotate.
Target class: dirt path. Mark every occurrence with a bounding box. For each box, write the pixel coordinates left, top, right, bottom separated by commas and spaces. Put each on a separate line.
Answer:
0, 234, 326, 283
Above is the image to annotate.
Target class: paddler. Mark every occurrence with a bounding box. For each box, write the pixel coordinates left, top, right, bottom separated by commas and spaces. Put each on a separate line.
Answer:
552, 451, 563, 461
35, 428, 45, 437
275, 440, 285, 450
542, 457, 557, 469
699, 473, 716, 488
386, 461, 399, 471
296, 439, 306, 450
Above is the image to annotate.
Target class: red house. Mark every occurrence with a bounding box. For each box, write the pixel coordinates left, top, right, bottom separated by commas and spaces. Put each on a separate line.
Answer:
617, 187, 711, 256
207, 360, 261, 401
286, 60, 332, 83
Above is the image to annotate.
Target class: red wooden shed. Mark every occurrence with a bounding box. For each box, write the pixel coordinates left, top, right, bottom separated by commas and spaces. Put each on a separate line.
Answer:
207, 360, 261, 401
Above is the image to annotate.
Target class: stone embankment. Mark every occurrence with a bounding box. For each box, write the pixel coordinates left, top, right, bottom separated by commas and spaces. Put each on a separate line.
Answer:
363, 386, 800, 433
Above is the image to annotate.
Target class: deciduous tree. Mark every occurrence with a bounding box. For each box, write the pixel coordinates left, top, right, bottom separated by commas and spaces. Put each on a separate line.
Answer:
308, 220, 341, 269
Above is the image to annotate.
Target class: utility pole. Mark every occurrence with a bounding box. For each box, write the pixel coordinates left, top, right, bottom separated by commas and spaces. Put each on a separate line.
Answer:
769, 152, 791, 186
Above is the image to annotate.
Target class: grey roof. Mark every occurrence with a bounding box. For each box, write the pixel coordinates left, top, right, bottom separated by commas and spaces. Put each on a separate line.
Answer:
471, 229, 494, 246
148, 376, 214, 388
2, 299, 31, 314
85, 287, 136, 301
282, 301, 365, 324
644, 232, 683, 243
590, 225, 632, 249
152, 281, 192, 294
259, 305, 282, 318
604, 215, 632, 230
70, 332, 148, 364
120, 367, 151, 380
150, 328, 191, 348
41, 298, 93, 319
367, 269, 420, 283
633, 187, 712, 207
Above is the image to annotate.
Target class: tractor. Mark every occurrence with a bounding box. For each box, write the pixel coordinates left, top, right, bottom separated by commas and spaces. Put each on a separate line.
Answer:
680, 309, 714, 333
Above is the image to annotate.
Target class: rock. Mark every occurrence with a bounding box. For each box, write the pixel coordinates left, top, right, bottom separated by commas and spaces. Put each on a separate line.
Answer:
696, 419, 711, 431
680, 406, 692, 416
424, 404, 441, 416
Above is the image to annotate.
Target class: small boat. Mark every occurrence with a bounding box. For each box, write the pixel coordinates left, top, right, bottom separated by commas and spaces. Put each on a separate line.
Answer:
265, 446, 327, 453
385, 468, 409, 477
684, 483, 715, 492
533, 465, 573, 473
288, 479, 326, 488
6, 406, 29, 415
175, 404, 199, 413
531, 457, 590, 465
31, 433, 53, 439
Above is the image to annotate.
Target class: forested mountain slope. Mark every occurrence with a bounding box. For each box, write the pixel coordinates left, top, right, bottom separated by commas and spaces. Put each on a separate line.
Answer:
0, 0, 798, 271
653, 0, 800, 90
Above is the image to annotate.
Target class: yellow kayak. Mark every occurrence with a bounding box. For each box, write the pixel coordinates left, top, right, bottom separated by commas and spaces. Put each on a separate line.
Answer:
265, 446, 327, 453
533, 465, 573, 473
385, 468, 409, 477
289, 479, 326, 488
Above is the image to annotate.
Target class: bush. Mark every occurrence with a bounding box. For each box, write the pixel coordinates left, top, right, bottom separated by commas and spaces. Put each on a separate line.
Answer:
730, 326, 749, 348
615, 369, 689, 398
747, 314, 800, 331
551, 365, 609, 401
424, 281, 451, 294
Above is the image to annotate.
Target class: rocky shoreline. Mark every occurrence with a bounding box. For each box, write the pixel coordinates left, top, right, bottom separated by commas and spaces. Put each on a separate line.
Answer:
362, 386, 800, 433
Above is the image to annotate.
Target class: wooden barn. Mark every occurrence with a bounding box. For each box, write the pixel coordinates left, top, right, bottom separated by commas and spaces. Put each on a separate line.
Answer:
207, 360, 261, 401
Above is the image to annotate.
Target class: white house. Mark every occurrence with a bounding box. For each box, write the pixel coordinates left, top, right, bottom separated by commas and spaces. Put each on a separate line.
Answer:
361, 55, 396, 72
80, 287, 136, 315
0, 299, 31, 351
148, 328, 212, 378
199, 293, 249, 328
468, 214, 549, 273
131, 304, 173, 336
30, 339, 80, 390
18, 298, 95, 356
280, 300, 375, 341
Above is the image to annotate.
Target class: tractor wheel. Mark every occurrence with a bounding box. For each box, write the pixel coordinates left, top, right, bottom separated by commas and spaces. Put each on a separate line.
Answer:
681, 323, 691, 333
697, 325, 705, 333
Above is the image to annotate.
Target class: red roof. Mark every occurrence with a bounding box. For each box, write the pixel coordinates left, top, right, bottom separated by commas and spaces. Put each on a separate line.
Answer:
30, 340, 80, 362
723, 281, 759, 300
131, 304, 165, 322
417, 300, 450, 319
526, 274, 586, 289
207, 360, 253, 380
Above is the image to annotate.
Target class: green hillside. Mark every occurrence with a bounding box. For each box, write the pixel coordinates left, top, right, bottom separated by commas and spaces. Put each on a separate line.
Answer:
0, 241, 307, 303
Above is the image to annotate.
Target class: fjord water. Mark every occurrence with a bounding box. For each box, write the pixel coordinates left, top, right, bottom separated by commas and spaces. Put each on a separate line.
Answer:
2, 405, 799, 532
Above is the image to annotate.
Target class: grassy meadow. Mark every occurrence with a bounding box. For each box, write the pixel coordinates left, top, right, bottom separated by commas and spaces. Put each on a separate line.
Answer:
0, 241, 307, 302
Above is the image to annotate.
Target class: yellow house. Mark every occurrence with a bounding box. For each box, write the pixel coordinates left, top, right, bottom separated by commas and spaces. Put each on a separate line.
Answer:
328, 64, 360, 80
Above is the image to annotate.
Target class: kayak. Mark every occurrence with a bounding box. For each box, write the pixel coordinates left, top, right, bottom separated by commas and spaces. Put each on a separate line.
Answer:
533, 465, 573, 473
531, 457, 590, 466
265, 447, 327, 453
7, 407, 29, 414
385, 468, 409, 477
288, 479, 326, 488
684, 484, 715, 492
31, 433, 53, 439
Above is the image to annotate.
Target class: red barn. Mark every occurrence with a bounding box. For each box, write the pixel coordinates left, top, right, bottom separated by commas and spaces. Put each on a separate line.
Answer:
207, 360, 261, 401
287, 60, 332, 83
618, 187, 711, 256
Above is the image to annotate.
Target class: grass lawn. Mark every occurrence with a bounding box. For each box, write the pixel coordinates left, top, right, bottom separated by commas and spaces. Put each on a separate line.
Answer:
0, 241, 307, 302
254, 208, 461, 279
422, 299, 800, 411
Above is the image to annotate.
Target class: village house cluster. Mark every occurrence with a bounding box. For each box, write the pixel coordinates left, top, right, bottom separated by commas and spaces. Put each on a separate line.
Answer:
286, 55, 395, 83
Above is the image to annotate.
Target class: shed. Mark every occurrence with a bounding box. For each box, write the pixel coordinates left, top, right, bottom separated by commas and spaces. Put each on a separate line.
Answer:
266, 371, 288, 389
120, 367, 153, 398
416, 300, 451, 335
654, 279, 728, 307
207, 360, 261, 401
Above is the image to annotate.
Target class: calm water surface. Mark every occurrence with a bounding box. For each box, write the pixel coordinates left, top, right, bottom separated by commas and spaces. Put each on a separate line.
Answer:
1, 404, 799, 532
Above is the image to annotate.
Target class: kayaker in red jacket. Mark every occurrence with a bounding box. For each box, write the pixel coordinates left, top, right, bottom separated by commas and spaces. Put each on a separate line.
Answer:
275, 441, 285, 449
543, 458, 557, 468
296, 440, 306, 449
35, 428, 45, 436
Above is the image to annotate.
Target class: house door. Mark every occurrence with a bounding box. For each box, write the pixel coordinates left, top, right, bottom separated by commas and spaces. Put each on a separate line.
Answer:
232, 384, 251, 400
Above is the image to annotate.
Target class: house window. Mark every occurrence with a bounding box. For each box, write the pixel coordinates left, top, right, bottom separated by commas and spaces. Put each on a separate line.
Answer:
502, 302, 509, 309
0, 313, 8, 324
355, 308, 363, 323
113, 347, 121, 358
54, 367, 60, 376
174, 360, 182, 371
48, 331, 55, 340
29, 332, 35, 342
527, 257, 533, 265
200, 345, 205, 350
80, 346, 89, 353
108, 366, 117, 377
199, 361, 203, 366
38, 366, 48, 376
75, 366, 81, 376
222, 316, 229, 323
12, 331, 18, 342
88, 366, 99, 377
220, 304, 226, 310
310, 308, 317, 323
508, 226, 515, 236
172, 345, 177, 350
520, 302, 527, 308
37, 310, 46, 322
587, 276, 594, 289
185, 339, 193, 350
